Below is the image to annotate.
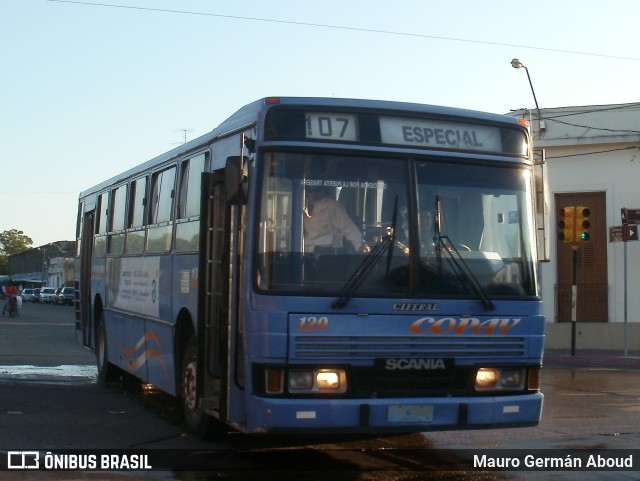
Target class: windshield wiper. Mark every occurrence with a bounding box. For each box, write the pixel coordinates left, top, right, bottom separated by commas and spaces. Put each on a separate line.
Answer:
434, 197, 495, 311
332, 196, 398, 309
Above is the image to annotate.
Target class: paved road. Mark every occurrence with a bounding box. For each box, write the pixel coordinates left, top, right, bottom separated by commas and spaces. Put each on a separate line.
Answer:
2, 302, 640, 480
0, 301, 92, 366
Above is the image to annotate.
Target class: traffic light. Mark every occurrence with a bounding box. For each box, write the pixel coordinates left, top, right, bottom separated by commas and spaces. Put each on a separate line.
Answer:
558, 206, 575, 243
575, 206, 591, 241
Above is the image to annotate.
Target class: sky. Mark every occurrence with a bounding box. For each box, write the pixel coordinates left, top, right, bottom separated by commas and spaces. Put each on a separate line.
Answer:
1, 0, 639, 247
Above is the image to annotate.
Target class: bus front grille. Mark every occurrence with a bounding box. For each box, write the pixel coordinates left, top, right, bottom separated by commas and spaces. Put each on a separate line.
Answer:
292, 335, 528, 397
292, 335, 526, 360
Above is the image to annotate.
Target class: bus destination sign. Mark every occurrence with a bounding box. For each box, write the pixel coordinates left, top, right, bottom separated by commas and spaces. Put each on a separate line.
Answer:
303, 112, 503, 153
380, 116, 502, 152
305, 113, 358, 141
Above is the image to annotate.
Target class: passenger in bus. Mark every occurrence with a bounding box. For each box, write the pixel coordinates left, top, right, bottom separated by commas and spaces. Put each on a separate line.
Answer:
303, 186, 370, 255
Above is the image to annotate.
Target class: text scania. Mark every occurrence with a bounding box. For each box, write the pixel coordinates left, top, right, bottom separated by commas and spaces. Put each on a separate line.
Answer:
385, 358, 446, 370
409, 317, 521, 335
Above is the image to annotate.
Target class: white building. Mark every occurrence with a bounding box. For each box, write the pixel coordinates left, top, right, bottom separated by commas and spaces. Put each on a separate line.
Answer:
511, 103, 640, 352
46, 257, 75, 288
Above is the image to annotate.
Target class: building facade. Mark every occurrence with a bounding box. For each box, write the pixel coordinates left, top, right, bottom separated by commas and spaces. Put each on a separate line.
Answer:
8, 241, 76, 288
511, 103, 640, 351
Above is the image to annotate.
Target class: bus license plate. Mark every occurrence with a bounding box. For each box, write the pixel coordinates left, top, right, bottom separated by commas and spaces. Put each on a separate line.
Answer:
388, 404, 434, 423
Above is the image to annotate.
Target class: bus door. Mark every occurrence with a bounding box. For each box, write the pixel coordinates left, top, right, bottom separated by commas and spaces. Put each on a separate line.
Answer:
80, 209, 95, 349
197, 171, 231, 419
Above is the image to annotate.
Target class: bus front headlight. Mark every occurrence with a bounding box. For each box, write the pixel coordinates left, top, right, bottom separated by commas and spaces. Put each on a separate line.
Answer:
475, 367, 525, 391
475, 368, 499, 389
288, 368, 347, 394
288, 370, 314, 390
316, 370, 341, 390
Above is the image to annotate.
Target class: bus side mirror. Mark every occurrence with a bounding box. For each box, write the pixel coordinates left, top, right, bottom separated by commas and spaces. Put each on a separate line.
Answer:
225, 156, 248, 205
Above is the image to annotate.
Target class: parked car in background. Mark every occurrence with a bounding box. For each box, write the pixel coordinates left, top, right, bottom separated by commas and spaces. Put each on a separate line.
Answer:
21, 288, 37, 302
56, 287, 74, 306
38, 287, 57, 304
53, 287, 63, 304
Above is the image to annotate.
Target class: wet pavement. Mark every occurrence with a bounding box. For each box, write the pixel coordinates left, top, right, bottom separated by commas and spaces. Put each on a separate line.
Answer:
0, 365, 97, 383
544, 348, 640, 370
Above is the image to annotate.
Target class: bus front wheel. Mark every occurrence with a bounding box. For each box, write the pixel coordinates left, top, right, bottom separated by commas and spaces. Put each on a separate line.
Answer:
180, 336, 214, 438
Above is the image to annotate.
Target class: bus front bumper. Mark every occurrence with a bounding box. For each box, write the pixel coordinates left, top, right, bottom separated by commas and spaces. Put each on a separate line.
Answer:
245, 393, 543, 433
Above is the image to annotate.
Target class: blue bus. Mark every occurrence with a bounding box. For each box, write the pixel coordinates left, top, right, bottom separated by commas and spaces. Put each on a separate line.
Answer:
76, 97, 544, 436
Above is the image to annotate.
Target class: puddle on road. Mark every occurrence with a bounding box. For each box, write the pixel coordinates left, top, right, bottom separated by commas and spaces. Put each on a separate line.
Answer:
0, 364, 98, 384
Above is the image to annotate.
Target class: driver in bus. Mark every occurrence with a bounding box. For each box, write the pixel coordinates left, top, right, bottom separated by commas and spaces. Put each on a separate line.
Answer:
397, 208, 436, 255
303, 186, 370, 255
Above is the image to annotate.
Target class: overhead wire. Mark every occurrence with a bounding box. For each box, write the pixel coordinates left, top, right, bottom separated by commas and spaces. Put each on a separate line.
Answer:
539, 103, 640, 119
546, 118, 640, 135
43, 0, 640, 137
511, 102, 640, 136
546, 146, 640, 160
44, 0, 640, 62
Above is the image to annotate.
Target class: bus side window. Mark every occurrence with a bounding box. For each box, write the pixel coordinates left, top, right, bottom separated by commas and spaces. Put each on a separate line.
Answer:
149, 167, 176, 224
147, 166, 176, 253
128, 177, 147, 228
94, 192, 108, 257
107, 184, 127, 255
177, 153, 207, 219
175, 153, 208, 252
125, 176, 147, 254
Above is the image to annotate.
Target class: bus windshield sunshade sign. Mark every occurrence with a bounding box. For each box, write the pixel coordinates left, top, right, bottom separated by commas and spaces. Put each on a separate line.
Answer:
380, 116, 501, 152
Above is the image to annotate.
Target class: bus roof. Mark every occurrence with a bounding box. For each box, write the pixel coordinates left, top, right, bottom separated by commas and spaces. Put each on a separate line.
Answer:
271, 96, 520, 125
79, 97, 523, 198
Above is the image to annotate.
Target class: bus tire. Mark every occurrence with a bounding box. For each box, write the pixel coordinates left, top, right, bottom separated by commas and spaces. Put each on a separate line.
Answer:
96, 316, 120, 383
180, 336, 214, 438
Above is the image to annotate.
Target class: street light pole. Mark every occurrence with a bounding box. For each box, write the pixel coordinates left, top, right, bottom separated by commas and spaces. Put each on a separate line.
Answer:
511, 58, 544, 134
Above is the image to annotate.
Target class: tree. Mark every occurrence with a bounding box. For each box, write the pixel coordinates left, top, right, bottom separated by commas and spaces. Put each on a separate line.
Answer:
0, 229, 33, 274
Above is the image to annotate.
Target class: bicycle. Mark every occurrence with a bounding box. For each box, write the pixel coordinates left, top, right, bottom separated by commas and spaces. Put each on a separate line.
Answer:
6, 296, 18, 318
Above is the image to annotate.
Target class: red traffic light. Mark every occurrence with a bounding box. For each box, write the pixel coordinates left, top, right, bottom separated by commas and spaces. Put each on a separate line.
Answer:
558, 206, 576, 242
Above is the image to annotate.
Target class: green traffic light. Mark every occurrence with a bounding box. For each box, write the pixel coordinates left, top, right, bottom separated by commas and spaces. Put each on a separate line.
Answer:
575, 205, 590, 242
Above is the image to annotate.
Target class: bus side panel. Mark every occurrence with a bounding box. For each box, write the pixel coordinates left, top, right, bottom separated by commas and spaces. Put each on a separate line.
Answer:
101, 255, 178, 393
102, 312, 177, 396
100, 270, 179, 393
105, 309, 148, 382
171, 253, 199, 327
142, 252, 199, 396
144, 319, 177, 395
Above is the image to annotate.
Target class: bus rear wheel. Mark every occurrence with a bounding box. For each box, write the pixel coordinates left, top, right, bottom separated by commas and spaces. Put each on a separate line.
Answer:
180, 336, 214, 438
96, 316, 121, 383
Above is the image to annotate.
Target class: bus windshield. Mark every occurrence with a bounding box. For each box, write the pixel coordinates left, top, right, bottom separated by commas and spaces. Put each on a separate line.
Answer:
257, 151, 537, 299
